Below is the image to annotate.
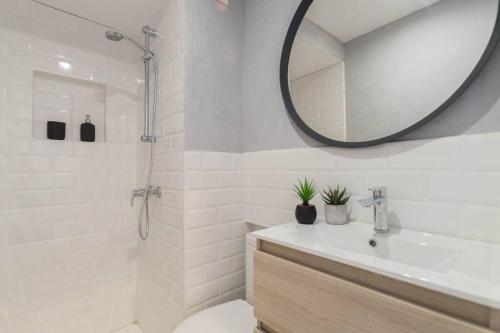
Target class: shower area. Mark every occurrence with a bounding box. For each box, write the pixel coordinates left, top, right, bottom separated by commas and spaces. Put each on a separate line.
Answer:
0, 0, 185, 332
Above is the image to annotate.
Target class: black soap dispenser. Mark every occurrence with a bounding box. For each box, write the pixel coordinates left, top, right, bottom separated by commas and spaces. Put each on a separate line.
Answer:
80, 114, 96, 142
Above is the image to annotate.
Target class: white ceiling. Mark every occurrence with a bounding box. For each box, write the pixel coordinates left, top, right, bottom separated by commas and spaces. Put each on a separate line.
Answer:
34, 0, 167, 37
306, 0, 442, 43
290, 20, 344, 80
290, 38, 343, 80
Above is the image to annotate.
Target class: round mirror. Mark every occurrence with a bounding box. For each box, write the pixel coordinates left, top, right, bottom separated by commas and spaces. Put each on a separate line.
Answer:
281, 0, 500, 147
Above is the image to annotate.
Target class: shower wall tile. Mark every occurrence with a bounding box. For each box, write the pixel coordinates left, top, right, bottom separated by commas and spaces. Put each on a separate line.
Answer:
0, 1, 141, 332
183, 152, 246, 311
138, 1, 248, 330
136, 0, 187, 332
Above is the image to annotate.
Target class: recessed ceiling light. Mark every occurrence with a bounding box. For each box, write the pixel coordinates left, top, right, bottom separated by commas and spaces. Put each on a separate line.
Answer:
217, 0, 230, 6
57, 61, 72, 71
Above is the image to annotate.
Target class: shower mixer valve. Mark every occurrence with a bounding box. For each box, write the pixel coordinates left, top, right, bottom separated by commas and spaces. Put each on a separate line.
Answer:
141, 135, 156, 142
130, 186, 162, 207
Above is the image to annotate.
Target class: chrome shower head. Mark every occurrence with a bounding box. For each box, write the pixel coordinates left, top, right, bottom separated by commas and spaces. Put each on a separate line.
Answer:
104, 30, 148, 52
105, 31, 124, 42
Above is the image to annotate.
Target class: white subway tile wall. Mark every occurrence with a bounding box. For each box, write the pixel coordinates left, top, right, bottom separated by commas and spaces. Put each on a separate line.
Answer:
135, 0, 187, 332
290, 63, 346, 140
0, 1, 141, 332
243, 133, 500, 244
184, 152, 245, 315
174, 134, 499, 330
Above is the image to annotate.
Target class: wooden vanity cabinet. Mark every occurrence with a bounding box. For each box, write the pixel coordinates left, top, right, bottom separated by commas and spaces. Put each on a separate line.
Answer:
254, 240, 499, 333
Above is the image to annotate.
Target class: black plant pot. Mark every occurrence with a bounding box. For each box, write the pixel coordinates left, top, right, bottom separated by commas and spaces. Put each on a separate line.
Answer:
295, 204, 317, 225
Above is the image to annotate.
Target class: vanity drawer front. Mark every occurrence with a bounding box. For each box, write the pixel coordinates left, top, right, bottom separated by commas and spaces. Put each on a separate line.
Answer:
254, 251, 492, 333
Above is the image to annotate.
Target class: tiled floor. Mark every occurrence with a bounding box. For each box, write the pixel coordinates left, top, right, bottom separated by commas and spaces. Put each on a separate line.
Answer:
113, 324, 143, 333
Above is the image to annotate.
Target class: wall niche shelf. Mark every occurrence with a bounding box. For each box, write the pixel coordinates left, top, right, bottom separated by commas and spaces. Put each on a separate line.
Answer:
32, 71, 106, 142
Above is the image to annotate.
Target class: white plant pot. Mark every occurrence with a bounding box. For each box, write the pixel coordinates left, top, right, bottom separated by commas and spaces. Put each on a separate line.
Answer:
324, 204, 348, 225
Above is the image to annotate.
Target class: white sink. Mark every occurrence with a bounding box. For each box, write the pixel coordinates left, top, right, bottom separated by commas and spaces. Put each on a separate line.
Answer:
303, 223, 458, 272
253, 222, 500, 309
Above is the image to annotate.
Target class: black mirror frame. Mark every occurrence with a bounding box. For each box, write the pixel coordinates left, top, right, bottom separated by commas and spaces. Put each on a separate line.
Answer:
280, 0, 500, 148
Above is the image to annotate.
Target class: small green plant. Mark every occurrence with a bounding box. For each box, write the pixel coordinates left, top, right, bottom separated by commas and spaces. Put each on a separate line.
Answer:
322, 186, 351, 206
294, 178, 317, 206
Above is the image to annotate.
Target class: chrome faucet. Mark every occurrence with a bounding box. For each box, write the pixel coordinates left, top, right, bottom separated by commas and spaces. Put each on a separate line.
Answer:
130, 185, 162, 207
359, 187, 389, 233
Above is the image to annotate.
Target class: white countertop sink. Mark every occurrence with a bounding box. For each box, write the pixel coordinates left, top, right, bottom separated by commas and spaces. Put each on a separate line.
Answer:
253, 222, 500, 309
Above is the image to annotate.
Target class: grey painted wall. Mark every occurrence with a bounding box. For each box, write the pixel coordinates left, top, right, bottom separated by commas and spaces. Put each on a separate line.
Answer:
184, 0, 244, 152
242, 0, 500, 151
243, 0, 323, 152
344, 0, 496, 142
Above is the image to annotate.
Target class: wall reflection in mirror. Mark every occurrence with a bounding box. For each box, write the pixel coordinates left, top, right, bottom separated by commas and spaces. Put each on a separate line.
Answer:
287, 0, 499, 144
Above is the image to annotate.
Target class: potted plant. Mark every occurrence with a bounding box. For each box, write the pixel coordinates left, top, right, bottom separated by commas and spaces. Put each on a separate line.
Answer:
322, 185, 351, 225
293, 178, 318, 224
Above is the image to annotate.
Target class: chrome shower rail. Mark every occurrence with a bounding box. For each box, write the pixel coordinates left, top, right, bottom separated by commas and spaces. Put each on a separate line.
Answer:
105, 26, 161, 240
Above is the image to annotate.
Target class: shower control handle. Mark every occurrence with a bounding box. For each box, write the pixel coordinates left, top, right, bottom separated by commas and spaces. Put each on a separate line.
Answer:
130, 186, 161, 207
130, 189, 145, 207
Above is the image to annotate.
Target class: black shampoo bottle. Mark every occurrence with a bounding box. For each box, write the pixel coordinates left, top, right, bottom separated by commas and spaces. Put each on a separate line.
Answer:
80, 114, 95, 142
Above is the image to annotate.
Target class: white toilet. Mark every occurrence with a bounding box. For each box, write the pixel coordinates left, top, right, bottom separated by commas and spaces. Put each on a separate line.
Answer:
173, 232, 258, 333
